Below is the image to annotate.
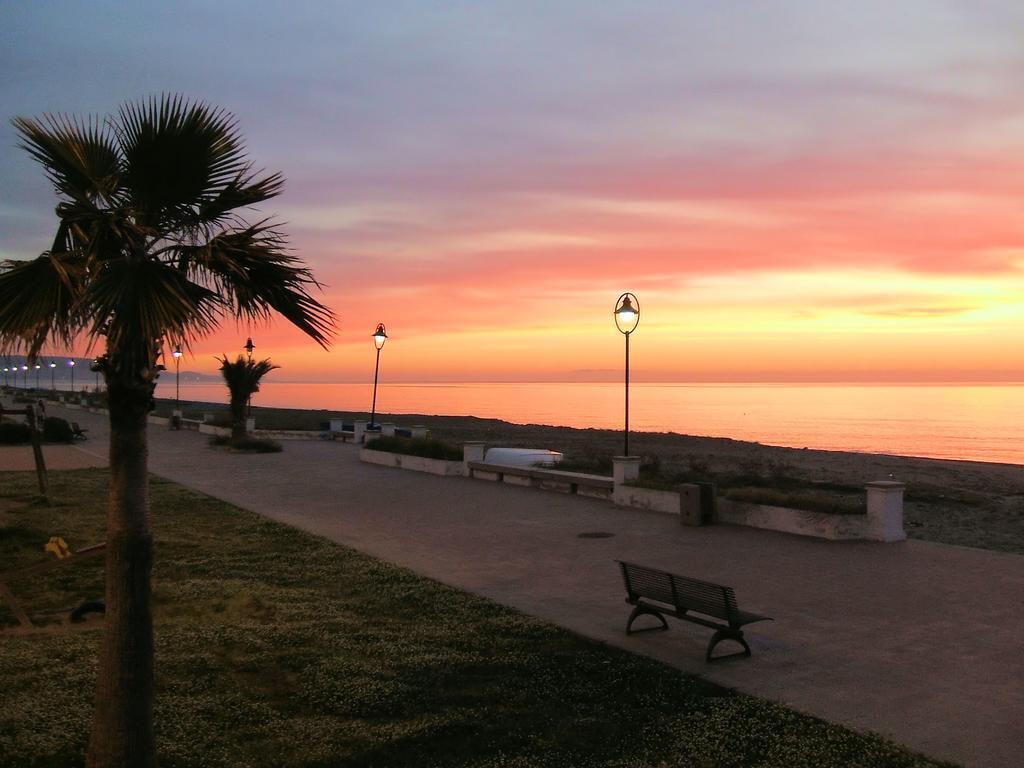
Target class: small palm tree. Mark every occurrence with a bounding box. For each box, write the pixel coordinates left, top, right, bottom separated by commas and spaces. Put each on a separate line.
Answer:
0, 96, 334, 768
219, 354, 278, 440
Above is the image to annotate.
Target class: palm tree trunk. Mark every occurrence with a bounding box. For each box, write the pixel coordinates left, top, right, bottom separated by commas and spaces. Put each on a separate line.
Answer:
86, 377, 155, 768
231, 395, 247, 441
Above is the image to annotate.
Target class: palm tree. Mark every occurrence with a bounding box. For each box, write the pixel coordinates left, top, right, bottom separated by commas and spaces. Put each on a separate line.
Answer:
0, 96, 334, 768
218, 354, 278, 440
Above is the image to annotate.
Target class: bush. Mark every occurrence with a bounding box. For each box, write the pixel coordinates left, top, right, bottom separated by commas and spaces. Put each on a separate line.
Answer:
0, 421, 31, 444
367, 435, 462, 461
42, 417, 74, 443
208, 435, 283, 453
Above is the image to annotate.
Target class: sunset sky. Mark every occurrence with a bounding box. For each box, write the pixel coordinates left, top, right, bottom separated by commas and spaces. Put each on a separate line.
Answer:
2, 2, 1023, 382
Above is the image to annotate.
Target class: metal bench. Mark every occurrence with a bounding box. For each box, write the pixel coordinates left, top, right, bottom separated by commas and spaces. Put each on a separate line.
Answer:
617, 560, 772, 661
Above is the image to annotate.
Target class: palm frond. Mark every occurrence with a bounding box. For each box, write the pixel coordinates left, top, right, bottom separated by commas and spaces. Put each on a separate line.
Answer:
0, 252, 86, 356
12, 114, 122, 204
176, 221, 335, 347
116, 95, 253, 229
85, 256, 222, 353
217, 354, 279, 411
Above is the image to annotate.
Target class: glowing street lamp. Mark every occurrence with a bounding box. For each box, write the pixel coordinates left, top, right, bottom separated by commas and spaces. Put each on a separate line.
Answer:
370, 323, 388, 429
33, 363, 41, 390
2, 366, 8, 387
49, 361, 56, 391
614, 293, 640, 456
21, 364, 28, 389
68, 359, 76, 393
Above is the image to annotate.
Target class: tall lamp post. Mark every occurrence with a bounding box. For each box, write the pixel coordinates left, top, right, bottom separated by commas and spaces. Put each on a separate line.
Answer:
49, 361, 56, 392
22, 364, 29, 389
172, 345, 183, 409
33, 363, 41, 390
68, 359, 76, 393
243, 337, 255, 417
370, 323, 388, 429
614, 293, 640, 456
2, 366, 8, 388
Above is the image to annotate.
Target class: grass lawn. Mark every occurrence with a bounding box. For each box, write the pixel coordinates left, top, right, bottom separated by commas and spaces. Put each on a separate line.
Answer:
0, 470, 952, 768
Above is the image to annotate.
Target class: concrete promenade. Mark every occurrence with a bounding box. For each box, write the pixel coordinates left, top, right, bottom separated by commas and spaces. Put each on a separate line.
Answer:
18, 403, 1024, 767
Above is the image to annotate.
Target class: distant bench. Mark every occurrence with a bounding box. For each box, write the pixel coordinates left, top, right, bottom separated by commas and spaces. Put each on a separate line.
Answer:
617, 561, 772, 662
466, 461, 613, 496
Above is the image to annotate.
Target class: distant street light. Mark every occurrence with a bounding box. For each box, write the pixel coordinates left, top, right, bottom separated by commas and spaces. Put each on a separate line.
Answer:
22, 364, 29, 389
2, 366, 8, 387
370, 323, 388, 429
49, 361, 56, 391
172, 344, 183, 428
68, 359, 76, 393
614, 293, 640, 456
33, 363, 41, 390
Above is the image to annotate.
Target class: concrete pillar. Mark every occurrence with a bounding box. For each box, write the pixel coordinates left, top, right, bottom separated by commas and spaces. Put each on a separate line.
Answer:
612, 456, 640, 486
170, 409, 182, 430
463, 442, 485, 475
245, 417, 256, 433
328, 418, 346, 433
354, 420, 367, 443
865, 481, 907, 542
381, 422, 396, 437
411, 425, 429, 439
202, 412, 215, 423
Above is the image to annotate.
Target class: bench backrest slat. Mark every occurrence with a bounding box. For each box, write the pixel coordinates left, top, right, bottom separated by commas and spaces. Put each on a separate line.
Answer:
619, 561, 737, 622
619, 562, 675, 606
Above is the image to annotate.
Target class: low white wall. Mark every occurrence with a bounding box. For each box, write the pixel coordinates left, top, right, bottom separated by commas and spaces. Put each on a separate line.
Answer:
251, 429, 322, 441
612, 485, 679, 514
360, 448, 465, 476
198, 423, 231, 437
716, 497, 868, 540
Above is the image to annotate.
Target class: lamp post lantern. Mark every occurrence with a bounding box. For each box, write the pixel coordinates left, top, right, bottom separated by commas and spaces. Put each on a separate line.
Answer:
68, 359, 76, 393
614, 293, 640, 456
33, 363, 41, 390
49, 361, 56, 391
370, 323, 388, 429
22, 364, 28, 389
2, 367, 8, 388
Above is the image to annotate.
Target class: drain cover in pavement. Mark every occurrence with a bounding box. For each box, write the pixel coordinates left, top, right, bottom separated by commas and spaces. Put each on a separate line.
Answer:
577, 531, 614, 539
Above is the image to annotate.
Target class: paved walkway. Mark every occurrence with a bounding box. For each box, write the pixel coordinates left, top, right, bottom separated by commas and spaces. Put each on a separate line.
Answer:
23, 403, 1024, 768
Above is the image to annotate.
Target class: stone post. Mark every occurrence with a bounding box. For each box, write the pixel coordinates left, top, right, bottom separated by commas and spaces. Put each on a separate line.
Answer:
171, 409, 182, 430
381, 422, 396, 437
411, 425, 429, 439
612, 456, 640, 486
245, 417, 256, 433
463, 442, 485, 475
354, 420, 367, 443
865, 481, 907, 542
202, 412, 214, 423
328, 418, 346, 433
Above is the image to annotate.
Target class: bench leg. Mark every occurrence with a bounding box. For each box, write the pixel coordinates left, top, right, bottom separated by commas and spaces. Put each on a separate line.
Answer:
706, 629, 751, 662
626, 604, 669, 635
